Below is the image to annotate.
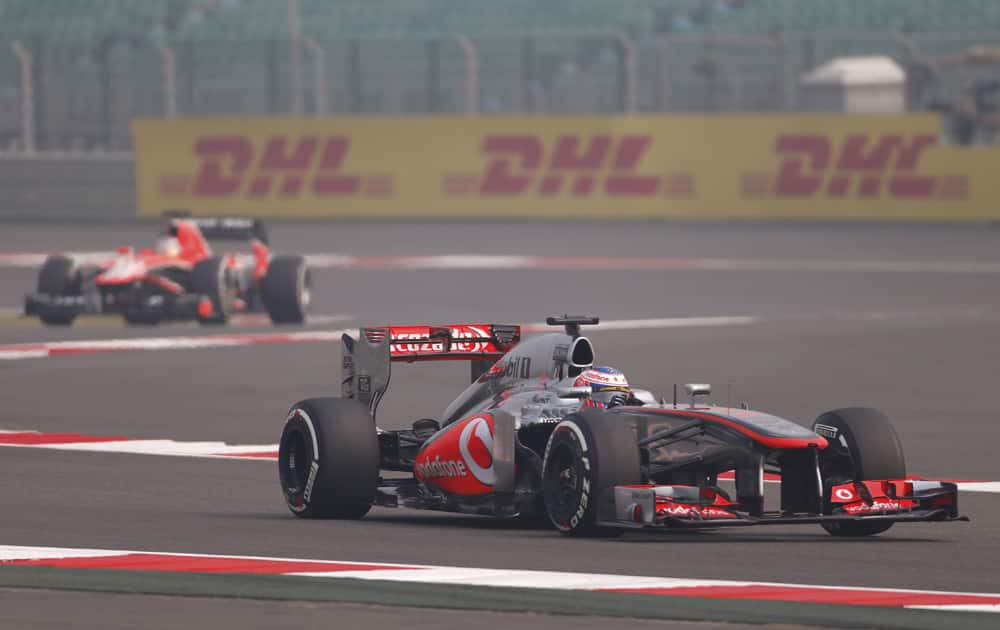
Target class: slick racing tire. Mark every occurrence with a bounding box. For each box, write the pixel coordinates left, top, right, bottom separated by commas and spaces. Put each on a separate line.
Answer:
192, 256, 233, 325
262, 255, 310, 324
36, 255, 79, 326
541, 411, 641, 536
814, 407, 906, 537
77, 264, 104, 314
278, 397, 378, 519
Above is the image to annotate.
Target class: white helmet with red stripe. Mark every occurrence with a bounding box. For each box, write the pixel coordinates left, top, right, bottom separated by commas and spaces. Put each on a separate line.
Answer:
574, 366, 632, 407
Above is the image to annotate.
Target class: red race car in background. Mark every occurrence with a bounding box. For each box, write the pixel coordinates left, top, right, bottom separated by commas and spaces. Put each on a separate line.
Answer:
24, 217, 310, 326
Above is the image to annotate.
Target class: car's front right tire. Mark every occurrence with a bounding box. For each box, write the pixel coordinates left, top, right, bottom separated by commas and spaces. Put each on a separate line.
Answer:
814, 407, 906, 537
278, 397, 378, 519
262, 255, 310, 324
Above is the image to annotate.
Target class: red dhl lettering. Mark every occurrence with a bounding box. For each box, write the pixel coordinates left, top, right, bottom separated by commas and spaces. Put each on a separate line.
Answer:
743, 133, 968, 200
443, 134, 695, 198
160, 135, 393, 199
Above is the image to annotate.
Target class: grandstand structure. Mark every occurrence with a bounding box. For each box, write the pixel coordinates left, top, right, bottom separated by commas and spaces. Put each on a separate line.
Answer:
1, 0, 999, 150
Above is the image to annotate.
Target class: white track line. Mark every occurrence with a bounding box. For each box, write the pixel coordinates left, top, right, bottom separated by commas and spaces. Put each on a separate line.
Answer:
3, 429, 1000, 494
910, 604, 1000, 612
536, 316, 759, 331
0, 430, 275, 460
0, 316, 761, 361
6, 252, 1000, 274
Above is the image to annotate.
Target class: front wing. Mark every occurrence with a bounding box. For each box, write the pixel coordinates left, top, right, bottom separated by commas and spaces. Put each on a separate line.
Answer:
602, 479, 968, 530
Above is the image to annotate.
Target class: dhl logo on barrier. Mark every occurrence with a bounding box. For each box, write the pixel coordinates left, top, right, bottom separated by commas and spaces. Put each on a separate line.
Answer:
442, 134, 694, 198
132, 115, 998, 220
157, 135, 393, 199
743, 133, 968, 200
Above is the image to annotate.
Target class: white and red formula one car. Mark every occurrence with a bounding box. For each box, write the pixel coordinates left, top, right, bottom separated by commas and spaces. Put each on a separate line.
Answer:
277, 316, 967, 537
25, 217, 309, 326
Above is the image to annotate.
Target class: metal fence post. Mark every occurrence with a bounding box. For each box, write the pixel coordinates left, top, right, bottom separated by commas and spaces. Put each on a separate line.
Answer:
521, 36, 535, 112
349, 39, 361, 114
287, 0, 304, 114
774, 31, 795, 111
427, 38, 440, 113
456, 35, 479, 114
616, 31, 637, 113
302, 37, 327, 115
655, 33, 671, 112
157, 42, 178, 118
896, 31, 919, 110
10, 40, 35, 154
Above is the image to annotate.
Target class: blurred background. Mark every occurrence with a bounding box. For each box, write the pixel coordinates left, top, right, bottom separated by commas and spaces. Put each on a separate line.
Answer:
3, 0, 1000, 149
1, 0, 1000, 220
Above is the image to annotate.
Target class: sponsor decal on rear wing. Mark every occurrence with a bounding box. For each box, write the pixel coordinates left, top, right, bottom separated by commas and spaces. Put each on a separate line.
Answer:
363, 324, 520, 362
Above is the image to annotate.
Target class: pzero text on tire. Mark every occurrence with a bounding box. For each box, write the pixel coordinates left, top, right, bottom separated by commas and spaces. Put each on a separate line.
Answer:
814, 407, 906, 537
191, 256, 231, 324
36, 255, 78, 326
541, 410, 640, 536
262, 255, 310, 324
278, 397, 378, 518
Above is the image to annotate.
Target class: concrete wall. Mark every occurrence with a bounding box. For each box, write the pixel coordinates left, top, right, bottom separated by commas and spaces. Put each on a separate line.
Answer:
0, 156, 135, 221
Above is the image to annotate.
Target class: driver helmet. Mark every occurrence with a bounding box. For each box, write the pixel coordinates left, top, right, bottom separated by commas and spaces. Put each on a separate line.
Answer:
574, 366, 633, 407
155, 235, 181, 258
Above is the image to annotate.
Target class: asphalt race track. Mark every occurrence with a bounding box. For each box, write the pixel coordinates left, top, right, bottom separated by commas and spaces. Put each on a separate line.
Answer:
2, 221, 1000, 628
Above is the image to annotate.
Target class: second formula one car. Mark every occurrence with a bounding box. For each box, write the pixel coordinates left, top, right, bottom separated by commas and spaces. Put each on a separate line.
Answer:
276, 316, 967, 537
25, 217, 310, 326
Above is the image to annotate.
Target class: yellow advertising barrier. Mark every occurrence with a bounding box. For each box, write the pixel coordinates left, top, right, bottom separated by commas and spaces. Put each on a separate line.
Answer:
132, 115, 999, 220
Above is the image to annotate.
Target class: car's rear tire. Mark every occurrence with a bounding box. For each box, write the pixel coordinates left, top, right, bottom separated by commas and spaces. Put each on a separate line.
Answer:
123, 308, 162, 326
36, 255, 79, 326
262, 255, 309, 324
278, 397, 378, 519
814, 407, 906, 537
192, 256, 232, 325
541, 411, 641, 536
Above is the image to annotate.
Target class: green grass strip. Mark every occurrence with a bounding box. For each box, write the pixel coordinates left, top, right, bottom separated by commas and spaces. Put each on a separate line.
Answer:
0, 566, 995, 629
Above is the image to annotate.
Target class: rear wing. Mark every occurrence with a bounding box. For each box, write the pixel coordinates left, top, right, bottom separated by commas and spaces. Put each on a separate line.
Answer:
368, 324, 520, 362
342, 323, 520, 420
167, 216, 269, 245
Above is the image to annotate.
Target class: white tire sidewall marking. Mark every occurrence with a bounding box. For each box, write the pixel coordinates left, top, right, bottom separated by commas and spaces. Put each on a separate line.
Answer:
543, 419, 593, 531
286, 408, 320, 461
284, 408, 321, 511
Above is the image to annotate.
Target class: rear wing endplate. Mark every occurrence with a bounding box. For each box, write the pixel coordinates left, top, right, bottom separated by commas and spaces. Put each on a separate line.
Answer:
341, 323, 520, 420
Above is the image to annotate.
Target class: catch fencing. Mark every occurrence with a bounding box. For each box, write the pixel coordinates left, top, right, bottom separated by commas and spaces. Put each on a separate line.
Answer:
3, 30, 1000, 151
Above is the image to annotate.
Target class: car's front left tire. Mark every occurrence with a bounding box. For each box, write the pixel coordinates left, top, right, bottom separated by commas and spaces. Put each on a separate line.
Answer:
541, 410, 641, 536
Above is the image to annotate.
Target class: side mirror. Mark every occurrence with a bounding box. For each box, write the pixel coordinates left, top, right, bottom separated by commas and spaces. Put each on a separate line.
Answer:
684, 383, 712, 407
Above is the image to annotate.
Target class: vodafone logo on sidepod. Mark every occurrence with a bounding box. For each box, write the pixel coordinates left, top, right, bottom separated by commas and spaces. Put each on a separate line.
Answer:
459, 416, 495, 486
